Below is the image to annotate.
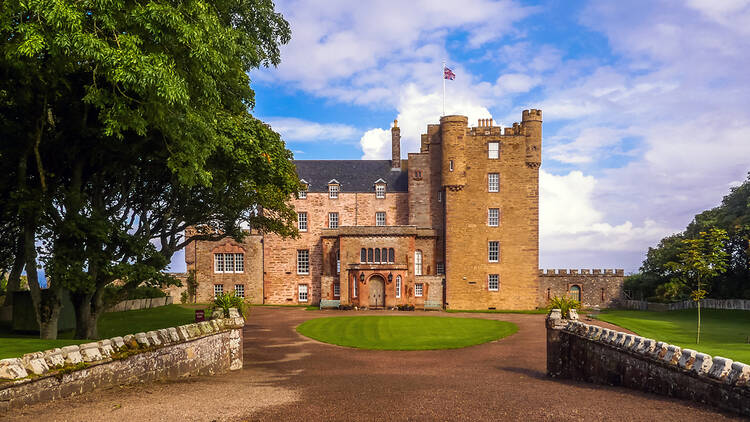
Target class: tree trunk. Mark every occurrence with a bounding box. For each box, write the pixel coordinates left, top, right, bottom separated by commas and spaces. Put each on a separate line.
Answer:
72, 292, 97, 339
24, 221, 61, 339
696, 300, 701, 344
2, 236, 25, 307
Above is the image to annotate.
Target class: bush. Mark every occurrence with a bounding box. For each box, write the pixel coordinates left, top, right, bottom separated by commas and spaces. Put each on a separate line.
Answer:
396, 304, 415, 311
547, 296, 580, 318
213, 291, 247, 317
180, 290, 189, 304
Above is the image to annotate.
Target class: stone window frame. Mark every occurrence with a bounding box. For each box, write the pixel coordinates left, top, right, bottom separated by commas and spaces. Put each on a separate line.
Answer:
488, 241, 499, 262
395, 276, 402, 298
328, 179, 340, 199
214, 252, 244, 274
297, 249, 310, 275
328, 212, 339, 229
360, 248, 367, 263
234, 284, 245, 298
436, 263, 444, 275
374, 248, 381, 263
415, 283, 424, 297
298, 284, 309, 302
375, 211, 386, 226
213, 284, 224, 298
333, 283, 340, 298
299, 179, 308, 199
488, 173, 499, 192
414, 250, 423, 275
488, 208, 499, 227
388, 248, 395, 263
488, 274, 499, 291
298, 212, 308, 232
488, 142, 499, 159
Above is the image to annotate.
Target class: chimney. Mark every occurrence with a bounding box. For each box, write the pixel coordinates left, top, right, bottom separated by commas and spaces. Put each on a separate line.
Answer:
391, 119, 401, 170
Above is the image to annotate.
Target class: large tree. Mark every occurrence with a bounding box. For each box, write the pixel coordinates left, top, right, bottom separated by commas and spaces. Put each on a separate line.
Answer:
0, 0, 297, 338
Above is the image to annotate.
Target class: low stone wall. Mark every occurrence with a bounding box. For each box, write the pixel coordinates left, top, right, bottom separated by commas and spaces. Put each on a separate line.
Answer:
546, 310, 750, 416
538, 269, 625, 309
625, 299, 750, 312
0, 316, 244, 411
106, 295, 174, 312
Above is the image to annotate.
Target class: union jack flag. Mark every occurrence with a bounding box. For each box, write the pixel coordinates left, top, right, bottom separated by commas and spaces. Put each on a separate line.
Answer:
444, 66, 456, 80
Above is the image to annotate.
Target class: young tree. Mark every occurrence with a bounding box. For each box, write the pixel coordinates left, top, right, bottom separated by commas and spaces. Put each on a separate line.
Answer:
667, 228, 730, 344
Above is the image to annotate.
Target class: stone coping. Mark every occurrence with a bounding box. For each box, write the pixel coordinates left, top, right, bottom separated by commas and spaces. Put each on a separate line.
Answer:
0, 317, 245, 382
547, 309, 750, 389
539, 269, 624, 276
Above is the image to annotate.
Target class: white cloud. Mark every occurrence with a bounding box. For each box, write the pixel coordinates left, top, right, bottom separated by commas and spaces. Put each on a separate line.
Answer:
265, 117, 359, 143
360, 128, 391, 160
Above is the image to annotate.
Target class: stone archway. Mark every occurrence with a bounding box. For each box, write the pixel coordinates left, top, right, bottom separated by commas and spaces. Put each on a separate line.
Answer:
368, 275, 385, 308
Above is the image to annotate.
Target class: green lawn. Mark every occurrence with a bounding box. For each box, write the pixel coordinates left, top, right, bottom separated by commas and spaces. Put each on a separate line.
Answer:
596, 309, 750, 363
0, 304, 199, 359
296, 315, 517, 350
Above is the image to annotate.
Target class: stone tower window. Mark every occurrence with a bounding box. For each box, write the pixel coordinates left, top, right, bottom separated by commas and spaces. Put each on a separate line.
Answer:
488, 274, 499, 291
488, 208, 499, 227
488, 173, 499, 192
488, 142, 499, 159
436, 263, 444, 274
488, 241, 499, 262
414, 250, 423, 275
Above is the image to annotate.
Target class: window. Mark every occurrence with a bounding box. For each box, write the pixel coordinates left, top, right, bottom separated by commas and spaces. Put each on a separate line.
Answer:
414, 170, 423, 179
299, 186, 307, 199
488, 241, 499, 262
488, 274, 499, 291
449, 160, 454, 171
297, 250, 309, 274
488, 173, 499, 192
376, 212, 386, 226
569, 285, 581, 302
214, 253, 244, 273
415, 283, 423, 297
381, 248, 387, 263
367, 248, 373, 262
488, 208, 499, 227
328, 212, 339, 229
213, 284, 223, 298
388, 248, 395, 263
414, 250, 423, 275
334, 283, 340, 297
438, 191, 442, 202
235, 284, 245, 298
336, 251, 340, 274
436, 263, 444, 274
361, 248, 367, 263
298, 284, 308, 302
298, 212, 308, 231
376, 184, 386, 198
353, 278, 358, 297
329, 184, 339, 199
488, 142, 499, 159
374, 248, 381, 263
395, 276, 402, 298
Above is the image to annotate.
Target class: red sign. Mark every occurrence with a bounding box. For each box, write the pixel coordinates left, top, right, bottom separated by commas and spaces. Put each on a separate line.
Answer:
195, 309, 205, 322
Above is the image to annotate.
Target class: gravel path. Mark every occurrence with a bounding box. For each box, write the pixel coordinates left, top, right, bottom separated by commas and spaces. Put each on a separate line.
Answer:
2, 308, 742, 421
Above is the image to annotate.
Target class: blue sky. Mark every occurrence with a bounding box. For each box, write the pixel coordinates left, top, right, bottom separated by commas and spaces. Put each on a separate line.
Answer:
172, 0, 750, 274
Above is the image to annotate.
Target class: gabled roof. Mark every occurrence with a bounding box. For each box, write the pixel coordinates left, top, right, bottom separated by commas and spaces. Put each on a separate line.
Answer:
293, 160, 409, 193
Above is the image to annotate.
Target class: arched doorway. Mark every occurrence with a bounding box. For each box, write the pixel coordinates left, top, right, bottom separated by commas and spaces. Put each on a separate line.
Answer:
569, 285, 581, 302
369, 275, 385, 308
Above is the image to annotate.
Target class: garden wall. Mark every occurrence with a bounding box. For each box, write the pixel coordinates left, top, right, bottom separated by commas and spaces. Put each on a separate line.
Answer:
625, 299, 750, 311
546, 310, 750, 416
106, 295, 174, 312
0, 316, 244, 411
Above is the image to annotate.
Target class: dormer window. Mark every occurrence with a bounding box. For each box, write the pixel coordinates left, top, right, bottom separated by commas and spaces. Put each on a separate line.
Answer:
374, 178, 387, 199
299, 179, 308, 199
328, 179, 340, 199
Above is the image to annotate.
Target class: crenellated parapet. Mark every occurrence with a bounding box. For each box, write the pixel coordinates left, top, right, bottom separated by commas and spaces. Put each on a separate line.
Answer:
539, 269, 625, 276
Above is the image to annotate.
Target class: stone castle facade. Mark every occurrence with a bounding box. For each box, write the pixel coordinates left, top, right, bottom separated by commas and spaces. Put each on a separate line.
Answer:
172, 109, 624, 310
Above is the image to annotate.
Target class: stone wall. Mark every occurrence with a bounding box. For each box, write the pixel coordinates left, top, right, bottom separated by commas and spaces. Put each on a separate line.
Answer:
0, 316, 244, 411
545, 310, 750, 417
538, 269, 625, 308
106, 295, 174, 312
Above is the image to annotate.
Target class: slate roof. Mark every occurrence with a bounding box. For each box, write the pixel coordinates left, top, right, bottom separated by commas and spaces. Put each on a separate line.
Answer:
294, 160, 409, 193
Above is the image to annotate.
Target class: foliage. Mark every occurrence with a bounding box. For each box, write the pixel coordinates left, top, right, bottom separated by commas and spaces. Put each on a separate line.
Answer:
180, 290, 189, 305
0, 0, 296, 338
396, 304, 415, 311
631, 174, 750, 301
547, 296, 580, 318
595, 309, 750, 364
296, 316, 518, 351
213, 291, 247, 317
185, 270, 198, 304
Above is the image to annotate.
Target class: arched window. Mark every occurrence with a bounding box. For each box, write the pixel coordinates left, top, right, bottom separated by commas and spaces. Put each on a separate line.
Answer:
414, 250, 423, 275
396, 276, 402, 298
361, 248, 366, 263
367, 248, 373, 263
569, 285, 581, 302
381, 248, 387, 263
374, 248, 381, 263
388, 248, 395, 263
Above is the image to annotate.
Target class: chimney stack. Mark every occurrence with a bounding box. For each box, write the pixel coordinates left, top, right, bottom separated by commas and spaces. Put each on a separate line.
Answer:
391, 119, 401, 170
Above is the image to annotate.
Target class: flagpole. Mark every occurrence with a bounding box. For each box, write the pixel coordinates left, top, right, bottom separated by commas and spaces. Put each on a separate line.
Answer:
442, 60, 446, 116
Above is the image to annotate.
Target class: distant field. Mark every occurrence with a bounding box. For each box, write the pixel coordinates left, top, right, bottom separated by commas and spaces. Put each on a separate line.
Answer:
0, 304, 198, 359
596, 309, 750, 364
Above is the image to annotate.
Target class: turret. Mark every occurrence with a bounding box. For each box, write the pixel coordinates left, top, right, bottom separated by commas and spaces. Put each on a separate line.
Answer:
391, 119, 401, 170
522, 109, 542, 169
440, 115, 468, 188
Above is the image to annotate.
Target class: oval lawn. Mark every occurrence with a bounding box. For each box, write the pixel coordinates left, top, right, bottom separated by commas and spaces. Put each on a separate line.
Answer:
296, 315, 517, 350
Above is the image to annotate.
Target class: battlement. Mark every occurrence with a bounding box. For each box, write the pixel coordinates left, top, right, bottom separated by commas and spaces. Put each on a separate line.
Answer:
522, 109, 542, 121
539, 269, 625, 276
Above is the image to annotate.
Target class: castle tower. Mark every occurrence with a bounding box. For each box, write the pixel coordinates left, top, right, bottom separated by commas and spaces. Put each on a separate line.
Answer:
440, 115, 468, 189
391, 120, 401, 170
522, 109, 542, 169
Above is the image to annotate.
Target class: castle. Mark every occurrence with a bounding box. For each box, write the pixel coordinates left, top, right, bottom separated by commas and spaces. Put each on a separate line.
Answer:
172, 110, 624, 310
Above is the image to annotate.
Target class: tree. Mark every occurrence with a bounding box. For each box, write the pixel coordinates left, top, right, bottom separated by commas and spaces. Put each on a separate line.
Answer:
667, 228, 729, 344
0, 0, 295, 338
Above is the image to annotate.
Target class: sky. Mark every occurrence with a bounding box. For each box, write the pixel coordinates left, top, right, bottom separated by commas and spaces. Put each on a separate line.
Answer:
167, 0, 750, 274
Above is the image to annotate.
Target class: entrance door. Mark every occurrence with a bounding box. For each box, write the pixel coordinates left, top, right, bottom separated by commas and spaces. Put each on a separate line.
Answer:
369, 276, 385, 308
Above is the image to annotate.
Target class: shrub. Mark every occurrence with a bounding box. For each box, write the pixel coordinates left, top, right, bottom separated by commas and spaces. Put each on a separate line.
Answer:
548, 296, 580, 318
213, 291, 247, 317
180, 290, 189, 304
397, 304, 415, 311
